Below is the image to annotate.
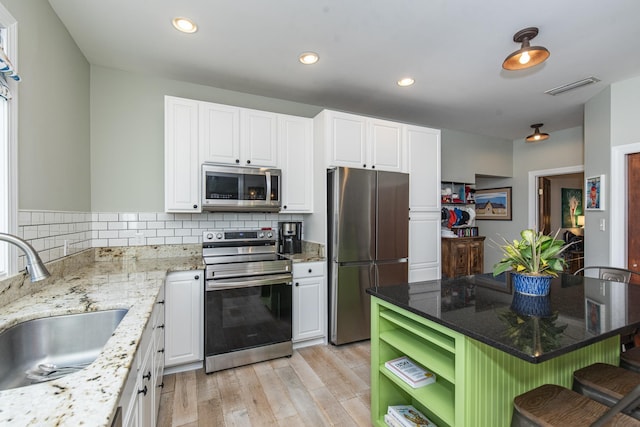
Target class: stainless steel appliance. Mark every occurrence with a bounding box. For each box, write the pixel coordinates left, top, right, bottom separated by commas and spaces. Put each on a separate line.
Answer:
278, 221, 302, 254
203, 229, 293, 373
327, 167, 409, 345
202, 163, 281, 212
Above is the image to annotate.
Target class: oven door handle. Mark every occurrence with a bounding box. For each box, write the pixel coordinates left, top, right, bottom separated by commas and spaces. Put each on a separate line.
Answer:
205, 273, 293, 291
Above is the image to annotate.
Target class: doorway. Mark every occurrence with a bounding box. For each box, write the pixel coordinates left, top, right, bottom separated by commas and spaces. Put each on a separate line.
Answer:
528, 166, 586, 274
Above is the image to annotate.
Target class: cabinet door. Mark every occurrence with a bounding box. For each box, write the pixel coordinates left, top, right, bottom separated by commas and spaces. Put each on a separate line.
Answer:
279, 115, 313, 212
468, 240, 484, 274
152, 286, 165, 420
165, 271, 203, 367
293, 276, 324, 342
164, 96, 201, 212
137, 344, 154, 427
369, 119, 404, 172
452, 241, 470, 277
199, 102, 240, 165
407, 125, 441, 211
241, 109, 278, 167
409, 212, 441, 282
327, 111, 367, 168
292, 262, 326, 343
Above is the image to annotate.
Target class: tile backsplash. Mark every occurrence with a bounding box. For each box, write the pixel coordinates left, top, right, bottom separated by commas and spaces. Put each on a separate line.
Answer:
17, 210, 304, 269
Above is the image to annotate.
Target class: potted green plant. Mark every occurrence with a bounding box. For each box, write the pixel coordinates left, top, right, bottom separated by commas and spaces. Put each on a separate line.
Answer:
493, 229, 574, 295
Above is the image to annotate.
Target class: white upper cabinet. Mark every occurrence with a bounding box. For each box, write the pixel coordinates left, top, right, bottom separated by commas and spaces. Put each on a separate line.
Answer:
369, 118, 404, 172
278, 114, 313, 213
320, 110, 405, 172
165, 96, 201, 212
241, 109, 278, 167
326, 111, 368, 168
199, 102, 277, 167
406, 125, 441, 211
199, 102, 240, 165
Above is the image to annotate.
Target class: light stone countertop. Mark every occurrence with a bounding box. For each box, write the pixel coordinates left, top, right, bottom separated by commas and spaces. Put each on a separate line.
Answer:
0, 255, 203, 427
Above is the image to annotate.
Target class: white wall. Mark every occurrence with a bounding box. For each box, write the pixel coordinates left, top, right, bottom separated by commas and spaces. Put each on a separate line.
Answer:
3, 0, 91, 211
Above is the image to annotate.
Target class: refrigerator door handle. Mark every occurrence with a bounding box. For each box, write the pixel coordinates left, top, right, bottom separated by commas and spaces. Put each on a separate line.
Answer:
374, 263, 379, 287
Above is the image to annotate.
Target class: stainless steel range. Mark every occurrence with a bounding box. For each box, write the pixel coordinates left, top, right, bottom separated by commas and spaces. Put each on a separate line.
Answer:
203, 229, 293, 373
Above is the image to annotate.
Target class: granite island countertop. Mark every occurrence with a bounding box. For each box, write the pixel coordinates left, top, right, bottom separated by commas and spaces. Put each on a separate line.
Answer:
367, 273, 640, 363
0, 254, 203, 426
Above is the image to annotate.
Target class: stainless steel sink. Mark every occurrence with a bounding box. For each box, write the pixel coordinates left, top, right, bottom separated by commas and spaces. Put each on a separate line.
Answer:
0, 309, 128, 390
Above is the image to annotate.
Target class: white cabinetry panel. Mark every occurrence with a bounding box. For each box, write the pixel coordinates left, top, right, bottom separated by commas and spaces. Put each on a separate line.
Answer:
165, 271, 203, 368
199, 102, 240, 165
409, 211, 441, 282
292, 262, 326, 347
279, 114, 313, 212
164, 96, 200, 212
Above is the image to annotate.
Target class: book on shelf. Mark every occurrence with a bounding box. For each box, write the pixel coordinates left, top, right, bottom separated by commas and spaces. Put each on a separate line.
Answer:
387, 405, 437, 427
384, 356, 436, 388
384, 413, 404, 427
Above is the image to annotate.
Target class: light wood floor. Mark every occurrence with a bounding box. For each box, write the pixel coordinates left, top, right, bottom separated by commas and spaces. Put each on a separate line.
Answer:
157, 341, 372, 427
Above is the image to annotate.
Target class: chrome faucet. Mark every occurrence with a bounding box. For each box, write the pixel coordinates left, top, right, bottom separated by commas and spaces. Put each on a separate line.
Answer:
0, 233, 50, 282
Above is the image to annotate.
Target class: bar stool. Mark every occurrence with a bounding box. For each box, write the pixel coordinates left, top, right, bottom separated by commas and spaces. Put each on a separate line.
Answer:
573, 363, 640, 419
511, 383, 640, 426
622, 347, 640, 373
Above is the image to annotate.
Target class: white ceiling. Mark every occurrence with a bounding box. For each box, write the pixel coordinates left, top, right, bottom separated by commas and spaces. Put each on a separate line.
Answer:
48, 0, 640, 141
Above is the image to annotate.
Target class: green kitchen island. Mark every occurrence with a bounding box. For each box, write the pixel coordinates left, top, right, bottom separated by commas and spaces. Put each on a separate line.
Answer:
367, 273, 640, 426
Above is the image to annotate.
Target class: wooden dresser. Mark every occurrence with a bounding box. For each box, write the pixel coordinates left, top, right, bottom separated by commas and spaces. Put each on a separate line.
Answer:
441, 236, 485, 278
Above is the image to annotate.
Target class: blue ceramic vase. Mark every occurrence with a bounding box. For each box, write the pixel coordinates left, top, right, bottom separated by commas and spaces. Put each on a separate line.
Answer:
512, 273, 552, 296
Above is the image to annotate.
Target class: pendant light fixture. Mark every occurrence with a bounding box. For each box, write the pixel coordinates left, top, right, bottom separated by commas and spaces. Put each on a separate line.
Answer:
525, 123, 549, 142
502, 27, 550, 70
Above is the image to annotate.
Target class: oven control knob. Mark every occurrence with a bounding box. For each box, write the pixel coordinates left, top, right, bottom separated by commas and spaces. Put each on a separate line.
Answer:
266, 231, 273, 238
215, 233, 223, 240
206, 233, 213, 240
258, 232, 264, 238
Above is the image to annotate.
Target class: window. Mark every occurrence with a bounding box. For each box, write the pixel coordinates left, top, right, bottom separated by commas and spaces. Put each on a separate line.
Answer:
0, 5, 18, 279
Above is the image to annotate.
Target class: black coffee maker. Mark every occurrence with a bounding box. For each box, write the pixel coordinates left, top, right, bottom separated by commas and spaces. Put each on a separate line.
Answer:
278, 221, 302, 254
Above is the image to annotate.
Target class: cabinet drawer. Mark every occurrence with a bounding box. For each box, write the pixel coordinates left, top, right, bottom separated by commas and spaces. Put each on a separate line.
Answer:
293, 261, 325, 278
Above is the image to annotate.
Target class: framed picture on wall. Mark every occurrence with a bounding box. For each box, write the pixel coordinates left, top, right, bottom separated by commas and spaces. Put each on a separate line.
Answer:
585, 175, 605, 211
561, 188, 583, 228
475, 187, 512, 220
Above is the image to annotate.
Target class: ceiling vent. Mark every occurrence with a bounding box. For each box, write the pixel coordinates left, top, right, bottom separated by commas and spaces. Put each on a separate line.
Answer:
544, 77, 600, 96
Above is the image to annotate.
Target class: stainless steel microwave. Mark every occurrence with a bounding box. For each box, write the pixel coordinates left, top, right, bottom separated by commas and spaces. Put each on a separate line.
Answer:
202, 163, 281, 212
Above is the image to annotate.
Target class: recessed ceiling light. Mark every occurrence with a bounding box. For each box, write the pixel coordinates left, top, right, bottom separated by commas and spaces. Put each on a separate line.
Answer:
299, 52, 319, 65
397, 77, 415, 87
172, 17, 198, 34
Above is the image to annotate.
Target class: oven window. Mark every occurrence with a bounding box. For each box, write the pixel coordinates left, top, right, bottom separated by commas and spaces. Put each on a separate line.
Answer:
205, 283, 292, 356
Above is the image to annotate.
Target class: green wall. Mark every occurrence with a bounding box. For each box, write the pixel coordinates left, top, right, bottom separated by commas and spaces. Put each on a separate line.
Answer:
3, 0, 90, 211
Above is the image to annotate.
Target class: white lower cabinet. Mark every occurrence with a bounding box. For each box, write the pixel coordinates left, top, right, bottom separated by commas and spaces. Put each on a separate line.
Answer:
120, 284, 165, 427
292, 262, 326, 347
164, 271, 204, 370
408, 211, 441, 282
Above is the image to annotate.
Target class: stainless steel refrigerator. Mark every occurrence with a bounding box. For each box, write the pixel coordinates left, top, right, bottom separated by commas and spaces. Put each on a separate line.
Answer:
327, 167, 409, 345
